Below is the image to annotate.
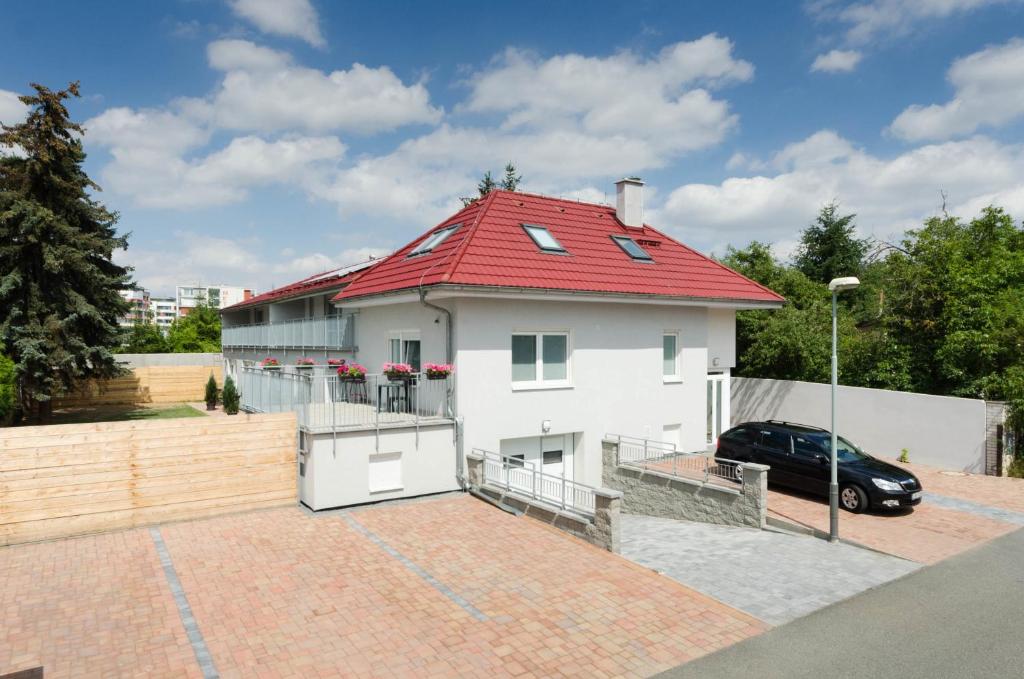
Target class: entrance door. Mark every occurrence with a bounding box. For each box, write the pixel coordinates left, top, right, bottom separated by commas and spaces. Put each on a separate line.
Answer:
706, 372, 731, 445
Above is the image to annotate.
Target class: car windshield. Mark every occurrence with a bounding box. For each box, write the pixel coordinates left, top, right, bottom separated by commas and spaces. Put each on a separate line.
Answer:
816, 435, 871, 463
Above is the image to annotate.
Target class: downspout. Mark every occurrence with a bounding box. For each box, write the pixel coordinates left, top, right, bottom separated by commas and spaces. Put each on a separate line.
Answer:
419, 287, 464, 487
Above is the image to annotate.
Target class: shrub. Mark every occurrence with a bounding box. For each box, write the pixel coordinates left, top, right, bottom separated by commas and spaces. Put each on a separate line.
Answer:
897, 449, 910, 464
204, 373, 218, 409
222, 376, 240, 415
0, 353, 16, 425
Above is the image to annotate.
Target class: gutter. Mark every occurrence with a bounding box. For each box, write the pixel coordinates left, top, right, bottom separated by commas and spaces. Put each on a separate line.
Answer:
419, 287, 464, 488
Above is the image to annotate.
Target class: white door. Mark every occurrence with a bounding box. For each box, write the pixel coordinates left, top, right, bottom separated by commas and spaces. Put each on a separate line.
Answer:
706, 371, 731, 445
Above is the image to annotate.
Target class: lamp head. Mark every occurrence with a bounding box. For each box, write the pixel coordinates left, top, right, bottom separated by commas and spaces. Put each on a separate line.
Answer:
828, 276, 861, 292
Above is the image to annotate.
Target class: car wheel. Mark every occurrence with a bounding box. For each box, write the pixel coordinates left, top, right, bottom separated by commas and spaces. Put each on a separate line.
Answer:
840, 484, 867, 513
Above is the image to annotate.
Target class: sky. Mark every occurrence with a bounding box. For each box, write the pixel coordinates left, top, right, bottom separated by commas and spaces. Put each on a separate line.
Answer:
2, 0, 1024, 295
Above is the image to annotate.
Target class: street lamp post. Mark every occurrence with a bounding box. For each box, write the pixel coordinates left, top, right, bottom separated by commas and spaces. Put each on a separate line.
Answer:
827, 276, 860, 543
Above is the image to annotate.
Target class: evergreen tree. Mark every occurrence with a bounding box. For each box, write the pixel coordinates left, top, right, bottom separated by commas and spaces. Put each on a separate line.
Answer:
477, 170, 497, 197
500, 162, 522, 191
221, 375, 240, 415
0, 82, 132, 423
794, 202, 869, 284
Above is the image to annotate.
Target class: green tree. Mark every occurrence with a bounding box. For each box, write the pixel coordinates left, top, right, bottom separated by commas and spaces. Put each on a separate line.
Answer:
166, 299, 221, 352
120, 316, 170, 354
221, 375, 240, 415
500, 162, 522, 191
794, 202, 869, 284
0, 353, 16, 425
0, 82, 132, 423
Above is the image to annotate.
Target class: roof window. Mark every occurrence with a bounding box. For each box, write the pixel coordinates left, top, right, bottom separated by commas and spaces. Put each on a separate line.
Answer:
611, 235, 653, 261
409, 224, 460, 256
522, 224, 567, 253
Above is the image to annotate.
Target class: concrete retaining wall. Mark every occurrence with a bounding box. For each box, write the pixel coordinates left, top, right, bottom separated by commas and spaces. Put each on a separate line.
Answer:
601, 439, 768, 529
115, 353, 222, 368
465, 452, 622, 552
733, 377, 991, 473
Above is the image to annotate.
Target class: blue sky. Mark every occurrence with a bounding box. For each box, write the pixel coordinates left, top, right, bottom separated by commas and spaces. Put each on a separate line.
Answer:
2, 0, 1023, 295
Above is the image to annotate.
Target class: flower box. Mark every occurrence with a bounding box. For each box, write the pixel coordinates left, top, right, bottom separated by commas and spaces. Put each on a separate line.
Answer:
424, 363, 453, 380
338, 363, 367, 382
382, 362, 414, 382
295, 358, 315, 371
260, 357, 281, 371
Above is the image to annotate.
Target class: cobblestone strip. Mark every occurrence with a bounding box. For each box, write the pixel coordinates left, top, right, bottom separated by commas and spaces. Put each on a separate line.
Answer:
924, 492, 1024, 526
150, 527, 219, 679
342, 514, 488, 621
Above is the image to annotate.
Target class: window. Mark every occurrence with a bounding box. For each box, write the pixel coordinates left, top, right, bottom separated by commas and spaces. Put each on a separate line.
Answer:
512, 332, 570, 387
662, 333, 680, 381
721, 426, 755, 445
611, 235, 653, 261
522, 224, 567, 253
388, 331, 421, 370
543, 450, 563, 465
408, 224, 460, 256
759, 430, 792, 454
793, 436, 825, 459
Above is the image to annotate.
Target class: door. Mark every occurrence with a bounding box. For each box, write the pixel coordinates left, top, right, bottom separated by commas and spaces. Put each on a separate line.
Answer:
789, 434, 831, 494
706, 372, 730, 445
753, 429, 794, 486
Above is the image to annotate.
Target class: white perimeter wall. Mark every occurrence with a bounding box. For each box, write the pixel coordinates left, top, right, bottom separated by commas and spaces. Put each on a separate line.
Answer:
452, 298, 715, 487
732, 377, 988, 473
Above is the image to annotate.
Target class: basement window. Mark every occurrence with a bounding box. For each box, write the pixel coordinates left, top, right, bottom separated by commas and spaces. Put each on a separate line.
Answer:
611, 235, 653, 261
409, 223, 460, 256
522, 224, 567, 253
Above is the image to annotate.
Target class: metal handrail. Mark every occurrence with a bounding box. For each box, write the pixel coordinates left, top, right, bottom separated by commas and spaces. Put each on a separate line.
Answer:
476, 448, 597, 515
606, 433, 744, 485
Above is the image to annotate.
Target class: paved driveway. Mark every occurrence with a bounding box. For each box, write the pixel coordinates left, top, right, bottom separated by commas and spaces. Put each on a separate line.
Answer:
1, 494, 766, 679
621, 515, 918, 625
766, 460, 1024, 564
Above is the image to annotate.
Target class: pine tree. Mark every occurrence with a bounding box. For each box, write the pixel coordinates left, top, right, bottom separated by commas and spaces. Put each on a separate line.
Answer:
477, 171, 497, 197
0, 82, 132, 423
794, 202, 869, 284
500, 162, 522, 191
221, 376, 240, 415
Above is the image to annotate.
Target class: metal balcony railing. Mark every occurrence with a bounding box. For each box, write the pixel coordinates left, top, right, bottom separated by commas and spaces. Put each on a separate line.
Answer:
221, 315, 355, 350
608, 434, 743, 486
238, 366, 452, 434
477, 448, 597, 515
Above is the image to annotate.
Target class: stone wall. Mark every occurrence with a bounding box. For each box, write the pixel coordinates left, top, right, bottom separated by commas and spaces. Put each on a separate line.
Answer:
465, 452, 622, 552
601, 438, 768, 529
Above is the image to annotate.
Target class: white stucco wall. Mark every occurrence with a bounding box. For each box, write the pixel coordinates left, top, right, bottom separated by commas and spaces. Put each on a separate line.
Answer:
707, 308, 736, 370
732, 377, 989, 472
348, 301, 451, 371
452, 298, 712, 488
301, 424, 457, 510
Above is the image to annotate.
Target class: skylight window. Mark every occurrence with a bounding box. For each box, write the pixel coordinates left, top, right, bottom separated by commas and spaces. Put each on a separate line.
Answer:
409, 224, 460, 256
522, 224, 567, 253
611, 235, 653, 261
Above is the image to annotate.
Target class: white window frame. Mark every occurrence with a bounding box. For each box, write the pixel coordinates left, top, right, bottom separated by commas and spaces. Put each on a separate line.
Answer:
387, 330, 422, 369
511, 331, 572, 390
662, 331, 681, 383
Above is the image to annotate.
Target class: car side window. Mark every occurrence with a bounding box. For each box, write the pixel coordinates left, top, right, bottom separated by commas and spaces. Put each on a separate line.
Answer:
759, 430, 792, 454
723, 427, 754, 444
792, 436, 824, 459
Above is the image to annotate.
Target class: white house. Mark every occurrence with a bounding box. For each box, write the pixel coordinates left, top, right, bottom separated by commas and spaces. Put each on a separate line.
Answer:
221, 179, 783, 510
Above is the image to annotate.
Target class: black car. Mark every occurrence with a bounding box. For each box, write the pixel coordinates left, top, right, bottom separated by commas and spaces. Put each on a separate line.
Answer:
716, 420, 923, 513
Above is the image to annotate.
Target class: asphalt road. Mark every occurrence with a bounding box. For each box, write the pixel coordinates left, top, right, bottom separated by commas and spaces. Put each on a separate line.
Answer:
657, 526, 1024, 679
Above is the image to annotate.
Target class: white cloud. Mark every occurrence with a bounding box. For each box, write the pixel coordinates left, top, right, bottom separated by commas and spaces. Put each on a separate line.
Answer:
227, 0, 325, 48
198, 40, 442, 133
811, 49, 863, 73
0, 89, 28, 124
463, 35, 752, 156
658, 131, 1024, 253
889, 38, 1024, 141
815, 0, 1018, 45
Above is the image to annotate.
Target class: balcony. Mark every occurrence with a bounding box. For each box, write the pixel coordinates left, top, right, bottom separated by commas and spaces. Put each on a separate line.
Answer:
238, 367, 452, 433
222, 315, 355, 350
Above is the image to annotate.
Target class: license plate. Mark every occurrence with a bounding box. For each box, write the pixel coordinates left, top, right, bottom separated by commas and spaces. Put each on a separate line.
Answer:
911, 491, 922, 501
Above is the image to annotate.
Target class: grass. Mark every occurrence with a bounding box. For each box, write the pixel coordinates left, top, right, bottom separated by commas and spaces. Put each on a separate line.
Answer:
49, 403, 208, 425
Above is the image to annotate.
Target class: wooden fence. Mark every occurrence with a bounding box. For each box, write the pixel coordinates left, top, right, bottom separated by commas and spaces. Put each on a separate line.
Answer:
0, 412, 296, 546
54, 365, 224, 408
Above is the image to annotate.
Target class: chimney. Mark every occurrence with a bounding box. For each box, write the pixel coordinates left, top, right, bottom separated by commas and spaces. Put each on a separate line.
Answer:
615, 177, 644, 229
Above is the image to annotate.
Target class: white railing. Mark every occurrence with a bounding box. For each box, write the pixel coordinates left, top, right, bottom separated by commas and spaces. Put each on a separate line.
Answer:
222, 315, 355, 350
608, 434, 743, 486
239, 366, 452, 432
477, 448, 596, 515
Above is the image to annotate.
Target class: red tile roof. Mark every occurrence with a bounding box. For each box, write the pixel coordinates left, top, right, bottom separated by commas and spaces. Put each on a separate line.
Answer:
333, 190, 783, 305
220, 260, 380, 312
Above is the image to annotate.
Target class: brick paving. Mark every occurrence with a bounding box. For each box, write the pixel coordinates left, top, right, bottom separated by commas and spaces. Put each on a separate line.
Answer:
0, 530, 203, 678
2, 495, 767, 678
767, 488, 1018, 564
884, 458, 1024, 514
